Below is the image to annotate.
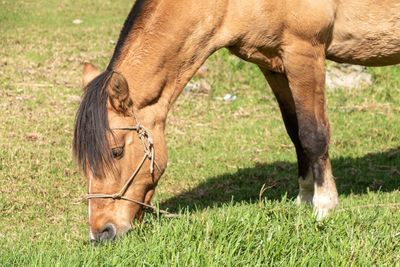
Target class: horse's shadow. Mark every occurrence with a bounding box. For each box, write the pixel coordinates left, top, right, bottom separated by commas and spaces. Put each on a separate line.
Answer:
160, 147, 400, 212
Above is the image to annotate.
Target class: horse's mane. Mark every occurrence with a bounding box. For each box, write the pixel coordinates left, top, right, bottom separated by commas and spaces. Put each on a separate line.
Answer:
108, 0, 148, 69
73, 0, 150, 177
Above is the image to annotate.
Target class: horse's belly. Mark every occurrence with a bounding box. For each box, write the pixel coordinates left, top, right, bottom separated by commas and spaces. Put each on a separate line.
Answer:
327, 33, 400, 66
327, 0, 400, 66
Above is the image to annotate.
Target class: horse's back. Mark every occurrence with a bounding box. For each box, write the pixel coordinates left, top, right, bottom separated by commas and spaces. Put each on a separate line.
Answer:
328, 0, 400, 66
222, 0, 399, 68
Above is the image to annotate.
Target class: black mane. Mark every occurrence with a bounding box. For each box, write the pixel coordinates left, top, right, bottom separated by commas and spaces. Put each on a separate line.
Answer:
73, 71, 114, 177
74, 0, 148, 177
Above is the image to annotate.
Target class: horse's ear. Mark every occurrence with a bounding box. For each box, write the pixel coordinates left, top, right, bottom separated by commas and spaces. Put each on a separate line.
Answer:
107, 72, 133, 115
82, 62, 101, 87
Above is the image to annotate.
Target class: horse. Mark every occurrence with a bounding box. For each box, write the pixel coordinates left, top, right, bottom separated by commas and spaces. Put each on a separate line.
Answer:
73, 0, 400, 242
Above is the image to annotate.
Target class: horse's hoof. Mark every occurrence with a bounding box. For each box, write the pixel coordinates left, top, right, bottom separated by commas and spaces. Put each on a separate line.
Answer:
312, 193, 338, 220
313, 207, 331, 221
295, 189, 313, 205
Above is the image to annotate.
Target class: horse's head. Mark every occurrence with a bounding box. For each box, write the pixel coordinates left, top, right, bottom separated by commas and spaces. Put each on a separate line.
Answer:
74, 63, 161, 242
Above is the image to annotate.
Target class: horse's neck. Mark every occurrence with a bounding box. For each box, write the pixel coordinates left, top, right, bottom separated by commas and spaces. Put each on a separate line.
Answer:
112, 1, 229, 118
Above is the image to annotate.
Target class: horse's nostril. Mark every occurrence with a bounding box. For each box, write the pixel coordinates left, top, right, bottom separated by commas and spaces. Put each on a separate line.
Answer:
97, 223, 117, 242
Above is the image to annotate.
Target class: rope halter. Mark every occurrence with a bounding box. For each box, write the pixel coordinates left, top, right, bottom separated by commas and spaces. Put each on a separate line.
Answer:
86, 122, 173, 216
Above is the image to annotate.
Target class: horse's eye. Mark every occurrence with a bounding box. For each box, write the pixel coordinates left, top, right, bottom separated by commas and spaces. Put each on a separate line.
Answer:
111, 147, 124, 159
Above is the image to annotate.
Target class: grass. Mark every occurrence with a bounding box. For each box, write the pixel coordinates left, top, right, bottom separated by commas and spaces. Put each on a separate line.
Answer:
1, 0, 399, 266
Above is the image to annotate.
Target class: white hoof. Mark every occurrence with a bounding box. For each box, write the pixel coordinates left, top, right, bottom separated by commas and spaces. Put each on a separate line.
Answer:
295, 189, 313, 205
313, 207, 331, 221
296, 172, 314, 205
312, 194, 338, 221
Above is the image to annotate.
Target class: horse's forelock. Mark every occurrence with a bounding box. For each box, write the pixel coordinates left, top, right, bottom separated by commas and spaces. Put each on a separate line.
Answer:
73, 71, 114, 178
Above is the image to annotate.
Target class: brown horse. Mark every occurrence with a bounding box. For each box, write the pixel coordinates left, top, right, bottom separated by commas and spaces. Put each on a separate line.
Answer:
73, 0, 400, 242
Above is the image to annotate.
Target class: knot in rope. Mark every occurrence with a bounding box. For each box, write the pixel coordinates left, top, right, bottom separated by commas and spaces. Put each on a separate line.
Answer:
111, 193, 121, 200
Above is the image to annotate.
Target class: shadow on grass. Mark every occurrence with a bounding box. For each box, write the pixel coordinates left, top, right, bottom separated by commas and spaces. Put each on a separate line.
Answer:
161, 147, 400, 212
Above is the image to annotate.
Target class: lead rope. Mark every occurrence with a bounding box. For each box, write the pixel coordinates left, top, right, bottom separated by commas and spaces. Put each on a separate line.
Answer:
86, 118, 178, 218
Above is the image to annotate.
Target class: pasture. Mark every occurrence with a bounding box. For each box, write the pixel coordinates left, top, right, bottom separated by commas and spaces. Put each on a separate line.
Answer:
1, 0, 400, 265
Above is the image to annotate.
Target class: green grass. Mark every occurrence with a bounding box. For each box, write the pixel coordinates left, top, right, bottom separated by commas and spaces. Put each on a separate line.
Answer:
1, 0, 399, 266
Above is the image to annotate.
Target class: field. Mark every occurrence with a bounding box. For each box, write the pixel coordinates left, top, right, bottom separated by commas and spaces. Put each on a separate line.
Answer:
1, 0, 399, 265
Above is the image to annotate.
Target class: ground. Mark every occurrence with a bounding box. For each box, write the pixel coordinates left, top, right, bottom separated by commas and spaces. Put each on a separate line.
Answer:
0, 0, 399, 265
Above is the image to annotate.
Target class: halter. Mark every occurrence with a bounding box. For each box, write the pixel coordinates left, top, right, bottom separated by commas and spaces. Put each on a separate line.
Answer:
86, 115, 174, 217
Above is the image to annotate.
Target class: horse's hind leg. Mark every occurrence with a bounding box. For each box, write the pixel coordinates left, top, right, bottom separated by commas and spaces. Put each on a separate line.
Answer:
260, 69, 314, 204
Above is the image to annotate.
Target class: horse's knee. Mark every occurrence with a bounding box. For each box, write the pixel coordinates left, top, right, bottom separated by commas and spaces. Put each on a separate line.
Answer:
298, 120, 330, 160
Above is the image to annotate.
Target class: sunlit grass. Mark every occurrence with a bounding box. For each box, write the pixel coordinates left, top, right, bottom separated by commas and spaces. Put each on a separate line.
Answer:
1, 0, 399, 266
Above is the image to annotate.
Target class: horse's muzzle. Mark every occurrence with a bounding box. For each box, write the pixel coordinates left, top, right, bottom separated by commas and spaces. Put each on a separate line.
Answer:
91, 223, 117, 243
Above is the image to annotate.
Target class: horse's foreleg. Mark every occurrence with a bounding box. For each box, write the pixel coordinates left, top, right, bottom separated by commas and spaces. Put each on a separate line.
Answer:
282, 44, 338, 220
260, 69, 314, 204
